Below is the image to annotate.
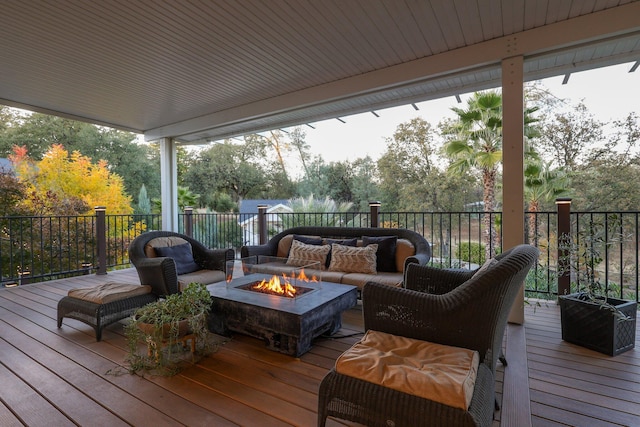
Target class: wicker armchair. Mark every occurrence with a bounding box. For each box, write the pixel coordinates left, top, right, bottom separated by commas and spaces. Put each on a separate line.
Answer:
128, 231, 234, 296
317, 244, 539, 427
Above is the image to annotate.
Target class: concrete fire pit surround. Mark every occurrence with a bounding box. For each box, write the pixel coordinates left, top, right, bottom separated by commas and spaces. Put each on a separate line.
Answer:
207, 275, 357, 357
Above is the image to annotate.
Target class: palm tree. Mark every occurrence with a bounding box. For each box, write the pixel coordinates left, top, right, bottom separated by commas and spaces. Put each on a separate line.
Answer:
524, 159, 570, 244
152, 186, 200, 213
282, 195, 353, 228
443, 90, 539, 258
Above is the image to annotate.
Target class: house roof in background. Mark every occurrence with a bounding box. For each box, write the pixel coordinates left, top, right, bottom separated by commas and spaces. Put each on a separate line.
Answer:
238, 199, 290, 222
0, 158, 13, 173
1, 1, 639, 144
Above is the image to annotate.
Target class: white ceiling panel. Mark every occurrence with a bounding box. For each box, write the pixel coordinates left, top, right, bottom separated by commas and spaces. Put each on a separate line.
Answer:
0, 0, 638, 143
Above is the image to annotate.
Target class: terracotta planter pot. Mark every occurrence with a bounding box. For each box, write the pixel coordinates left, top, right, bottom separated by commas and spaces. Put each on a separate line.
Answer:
137, 318, 192, 340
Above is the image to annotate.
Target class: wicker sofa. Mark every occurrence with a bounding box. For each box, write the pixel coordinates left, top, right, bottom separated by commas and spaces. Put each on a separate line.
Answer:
240, 226, 431, 290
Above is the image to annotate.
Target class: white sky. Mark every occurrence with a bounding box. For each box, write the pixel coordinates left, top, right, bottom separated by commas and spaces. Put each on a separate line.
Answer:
300, 62, 640, 163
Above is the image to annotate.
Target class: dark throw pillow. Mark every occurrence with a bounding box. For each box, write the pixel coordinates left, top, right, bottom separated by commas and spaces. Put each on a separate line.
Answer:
363, 235, 398, 272
293, 234, 323, 246
324, 238, 358, 268
154, 242, 200, 275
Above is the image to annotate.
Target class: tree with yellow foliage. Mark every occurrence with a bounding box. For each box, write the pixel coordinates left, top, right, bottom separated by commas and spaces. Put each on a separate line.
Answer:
6, 145, 140, 279
10, 144, 132, 215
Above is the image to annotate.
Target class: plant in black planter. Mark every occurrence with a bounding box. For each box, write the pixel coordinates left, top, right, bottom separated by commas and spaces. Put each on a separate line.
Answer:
125, 282, 215, 375
557, 217, 637, 356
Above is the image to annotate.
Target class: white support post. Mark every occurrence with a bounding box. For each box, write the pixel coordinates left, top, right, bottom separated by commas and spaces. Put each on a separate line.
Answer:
502, 55, 526, 324
159, 137, 178, 231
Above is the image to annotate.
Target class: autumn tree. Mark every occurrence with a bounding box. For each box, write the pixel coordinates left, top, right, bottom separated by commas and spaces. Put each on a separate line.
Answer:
0, 170, 27, 216
5, 145, 135, 279
10, 144, 132, 215
0, 109, 161, 203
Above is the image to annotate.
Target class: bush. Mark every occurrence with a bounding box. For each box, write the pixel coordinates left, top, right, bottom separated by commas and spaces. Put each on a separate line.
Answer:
455, 242, 485, 265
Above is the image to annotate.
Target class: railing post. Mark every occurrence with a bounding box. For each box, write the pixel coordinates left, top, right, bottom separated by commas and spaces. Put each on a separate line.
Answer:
95, 206, 107, 275
81, 262, 92, 275
556, 198, 572, 297
184, 206, 193, 237
369, 201, 381, 228
18, 270, 30, 285
257, 205, 268, 244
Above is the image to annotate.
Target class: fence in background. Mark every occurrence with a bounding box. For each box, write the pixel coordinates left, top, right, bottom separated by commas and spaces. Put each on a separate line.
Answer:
1, 202, 638, 303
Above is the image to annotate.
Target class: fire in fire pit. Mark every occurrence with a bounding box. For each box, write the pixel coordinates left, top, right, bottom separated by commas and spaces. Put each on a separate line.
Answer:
237, 269, 318, 298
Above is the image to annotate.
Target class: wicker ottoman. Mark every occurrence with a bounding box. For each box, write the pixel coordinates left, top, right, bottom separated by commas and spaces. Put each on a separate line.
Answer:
57, 282, 157, 341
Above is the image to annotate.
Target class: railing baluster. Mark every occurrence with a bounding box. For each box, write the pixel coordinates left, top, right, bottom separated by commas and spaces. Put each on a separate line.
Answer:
2, 208, 640, 303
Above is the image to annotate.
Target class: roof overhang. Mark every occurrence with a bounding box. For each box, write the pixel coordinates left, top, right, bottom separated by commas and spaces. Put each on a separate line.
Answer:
1, 1, 639, 144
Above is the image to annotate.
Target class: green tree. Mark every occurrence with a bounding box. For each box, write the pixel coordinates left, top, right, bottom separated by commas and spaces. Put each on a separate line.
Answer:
210, 192, 236, 213
136, 184, 152, 215
289, 127, 313, 177
151, 186, 200, 214
183, 141, 268, 207
537, 102, 603, 171
442, 91, 540, 256
377, 117, 473, 212
350, 156, 380, 211
297, 156, 331, 198
378, 117, 438, 210
524, 159, 570, 243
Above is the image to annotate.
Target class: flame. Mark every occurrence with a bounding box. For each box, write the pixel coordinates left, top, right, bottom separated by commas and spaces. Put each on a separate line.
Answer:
252, 269, 318, 297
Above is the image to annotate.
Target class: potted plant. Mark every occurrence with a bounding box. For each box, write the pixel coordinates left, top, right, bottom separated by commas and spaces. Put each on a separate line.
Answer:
125, 282, 214, 375
558, 217, 637, 356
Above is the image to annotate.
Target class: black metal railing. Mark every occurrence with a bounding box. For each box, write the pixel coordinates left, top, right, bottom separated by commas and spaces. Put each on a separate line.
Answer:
1, 203, 638, 303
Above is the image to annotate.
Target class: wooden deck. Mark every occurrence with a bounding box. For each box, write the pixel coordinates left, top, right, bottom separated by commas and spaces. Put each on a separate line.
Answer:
0, 270, 637, 427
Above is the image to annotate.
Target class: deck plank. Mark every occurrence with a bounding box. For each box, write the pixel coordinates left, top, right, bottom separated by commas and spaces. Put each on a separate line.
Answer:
524, 303, 640, 427
0, 360, 76, 427
1, 270, 638, 426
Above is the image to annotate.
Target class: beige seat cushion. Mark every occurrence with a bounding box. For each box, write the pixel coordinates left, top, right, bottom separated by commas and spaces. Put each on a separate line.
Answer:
336, 330, 479, 410
177, 269, 226, 290
341, 272, 403, 289
68, 282, 151, 304
144, 236, 189, 258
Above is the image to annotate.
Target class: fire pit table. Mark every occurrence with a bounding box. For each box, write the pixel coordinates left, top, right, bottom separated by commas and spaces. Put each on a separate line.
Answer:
207, 273, 357, 357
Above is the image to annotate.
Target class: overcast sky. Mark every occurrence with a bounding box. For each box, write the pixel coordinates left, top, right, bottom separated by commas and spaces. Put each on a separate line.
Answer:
301, 61, 640, 163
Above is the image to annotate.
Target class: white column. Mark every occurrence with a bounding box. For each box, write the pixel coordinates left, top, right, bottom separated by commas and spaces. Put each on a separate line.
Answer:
159, 137, 178, 231
502, 56, 526, 324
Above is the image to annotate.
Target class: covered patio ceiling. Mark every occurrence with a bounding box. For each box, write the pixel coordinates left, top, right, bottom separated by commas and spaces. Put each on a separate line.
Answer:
1, 0, 639, 145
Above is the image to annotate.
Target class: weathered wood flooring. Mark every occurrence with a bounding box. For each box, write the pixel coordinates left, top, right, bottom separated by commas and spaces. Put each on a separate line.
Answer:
0, 269, 637, 426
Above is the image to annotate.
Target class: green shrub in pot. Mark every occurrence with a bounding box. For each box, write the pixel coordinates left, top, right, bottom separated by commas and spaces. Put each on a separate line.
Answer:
125, 282, 214, 375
